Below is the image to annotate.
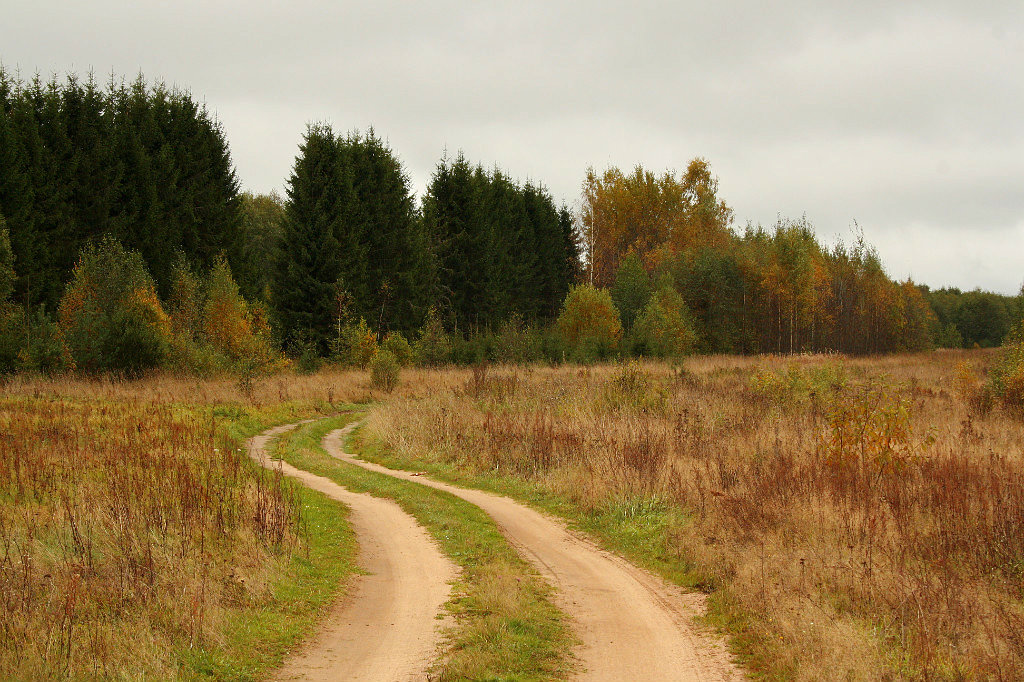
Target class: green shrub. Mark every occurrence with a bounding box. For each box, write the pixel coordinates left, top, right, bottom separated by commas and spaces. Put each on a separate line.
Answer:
610, 251, 651, 331
492, 315, 543, 364
556, 284, 622, 363
381, 331, 413, 366
370, 349, 400, 392
0, 306, 70, 375
630, 285, 696, 359
332, 318, 378, 368
58, 238, 171, 374
296, 340, 323, 375
413, 306, 451, 366
991, 321, 1024, 410
540, 326, 569, 365
451, 333, 488, 365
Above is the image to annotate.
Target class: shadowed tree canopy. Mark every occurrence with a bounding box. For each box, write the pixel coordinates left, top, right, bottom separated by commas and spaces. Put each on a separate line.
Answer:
0, 68, 241, 309
422, 152, 579, 333
272, 125, 429, 350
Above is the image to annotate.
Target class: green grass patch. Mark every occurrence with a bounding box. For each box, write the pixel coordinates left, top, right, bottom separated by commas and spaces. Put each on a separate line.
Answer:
176, 485, 357, 680
174, 409, 362, 680
272, 416, 575, 682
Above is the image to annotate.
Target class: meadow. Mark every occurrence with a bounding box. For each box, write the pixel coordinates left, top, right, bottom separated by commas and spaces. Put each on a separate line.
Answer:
2, 348, 1021, 680
0, 372, 375, 679
361, 349, 1024, 680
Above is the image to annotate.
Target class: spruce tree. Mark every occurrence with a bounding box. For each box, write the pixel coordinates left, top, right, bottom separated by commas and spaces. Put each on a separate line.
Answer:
340, 129, 420, 333
63, 74, 117, 264
0, 69, 36, 307
422, 152, 485, 332
272, 124, 345, 352
558, 206, 581, 295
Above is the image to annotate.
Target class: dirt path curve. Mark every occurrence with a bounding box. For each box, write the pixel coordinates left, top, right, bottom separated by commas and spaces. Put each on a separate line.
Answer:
324, 426, 741, 682
249, 423, 457, 682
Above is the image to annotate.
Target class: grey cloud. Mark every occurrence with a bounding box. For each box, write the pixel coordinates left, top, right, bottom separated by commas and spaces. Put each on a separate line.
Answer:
2, 0, 1022, 292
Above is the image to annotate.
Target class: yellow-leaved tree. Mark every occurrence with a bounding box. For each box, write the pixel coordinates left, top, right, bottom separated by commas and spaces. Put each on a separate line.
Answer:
58, 237, 171, 374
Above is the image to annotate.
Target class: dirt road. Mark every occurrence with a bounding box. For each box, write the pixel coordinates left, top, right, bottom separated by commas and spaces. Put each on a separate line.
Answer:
249, 424, 456, 681
323, 426, 741, 682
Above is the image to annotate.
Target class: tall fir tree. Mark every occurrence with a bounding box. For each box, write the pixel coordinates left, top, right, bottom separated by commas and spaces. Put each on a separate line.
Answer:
422, 152, 486, 331
340, 129, 422, 333
272, 124, 345, 351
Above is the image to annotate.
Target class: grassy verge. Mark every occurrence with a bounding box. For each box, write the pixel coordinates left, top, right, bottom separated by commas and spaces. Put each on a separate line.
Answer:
176, 484, 356, 680
0, 394, 363, 681
351, 428, 711, 587
172, 407, 363, 680
271, 416, 575, 681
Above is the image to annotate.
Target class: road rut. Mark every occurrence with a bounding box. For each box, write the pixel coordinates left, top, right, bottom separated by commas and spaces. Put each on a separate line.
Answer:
249, 423, 456, 681
323, 425, 740, 682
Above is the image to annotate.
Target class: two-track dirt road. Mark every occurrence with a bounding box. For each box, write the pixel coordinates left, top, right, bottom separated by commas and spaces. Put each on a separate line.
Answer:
249, 424, 456, 681
322, 425, 740, 682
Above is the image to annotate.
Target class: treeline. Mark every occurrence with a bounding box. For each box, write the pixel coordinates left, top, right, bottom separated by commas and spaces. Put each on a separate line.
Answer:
1, 67, 1020, 375
273, 129, 579, 353
584, 163, 956, 355
926, 287, 1022, 349
0, 70, 242, 310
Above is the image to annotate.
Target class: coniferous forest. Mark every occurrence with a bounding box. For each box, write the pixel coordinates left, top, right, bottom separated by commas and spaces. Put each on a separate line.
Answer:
0, 69, 1019, 376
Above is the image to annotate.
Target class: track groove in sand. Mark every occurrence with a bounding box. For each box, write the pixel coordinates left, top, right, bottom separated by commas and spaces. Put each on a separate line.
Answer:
324, 425, 741, 682
249, 423, 456, 682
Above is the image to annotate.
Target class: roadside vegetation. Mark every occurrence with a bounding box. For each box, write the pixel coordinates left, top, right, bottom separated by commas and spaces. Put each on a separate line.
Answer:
361, 349, 1024, 680
0, 374, 372, 680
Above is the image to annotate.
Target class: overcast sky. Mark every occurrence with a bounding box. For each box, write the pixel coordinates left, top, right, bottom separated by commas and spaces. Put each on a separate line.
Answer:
3, 1, 1022, 293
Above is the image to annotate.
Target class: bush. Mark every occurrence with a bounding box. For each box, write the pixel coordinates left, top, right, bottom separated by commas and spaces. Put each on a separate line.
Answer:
58, 238, 171, 374
540, 326, 569, 365
370, 349, 400, 392
991, 321, 1024, 410
0, 306, 70, 375
450, 333, 488, 365
333, 318, 378, 368
556, 284, 622, 363
630, 285, 697, 359
292, 334, 323, 375
202, 256, 269, 362
381, 331, 413, 367
492, 315, 543, 364
413, 307, 451, 366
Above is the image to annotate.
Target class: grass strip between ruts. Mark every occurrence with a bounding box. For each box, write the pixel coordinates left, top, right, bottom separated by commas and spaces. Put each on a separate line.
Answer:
270, 415, 576, 682
347, 426, 763, 674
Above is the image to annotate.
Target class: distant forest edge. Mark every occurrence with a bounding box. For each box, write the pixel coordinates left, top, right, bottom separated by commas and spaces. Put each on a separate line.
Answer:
0, 71, 1020, 375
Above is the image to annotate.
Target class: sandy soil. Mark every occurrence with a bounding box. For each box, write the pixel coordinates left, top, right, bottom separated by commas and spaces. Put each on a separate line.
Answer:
323, 425, 741, 682
249, 423, 457, 681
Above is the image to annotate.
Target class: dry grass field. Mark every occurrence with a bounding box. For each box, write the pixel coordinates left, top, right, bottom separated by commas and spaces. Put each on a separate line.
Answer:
0, 370, 387, 679
363, 349, 1024, 680
4, 350, 1021, 680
